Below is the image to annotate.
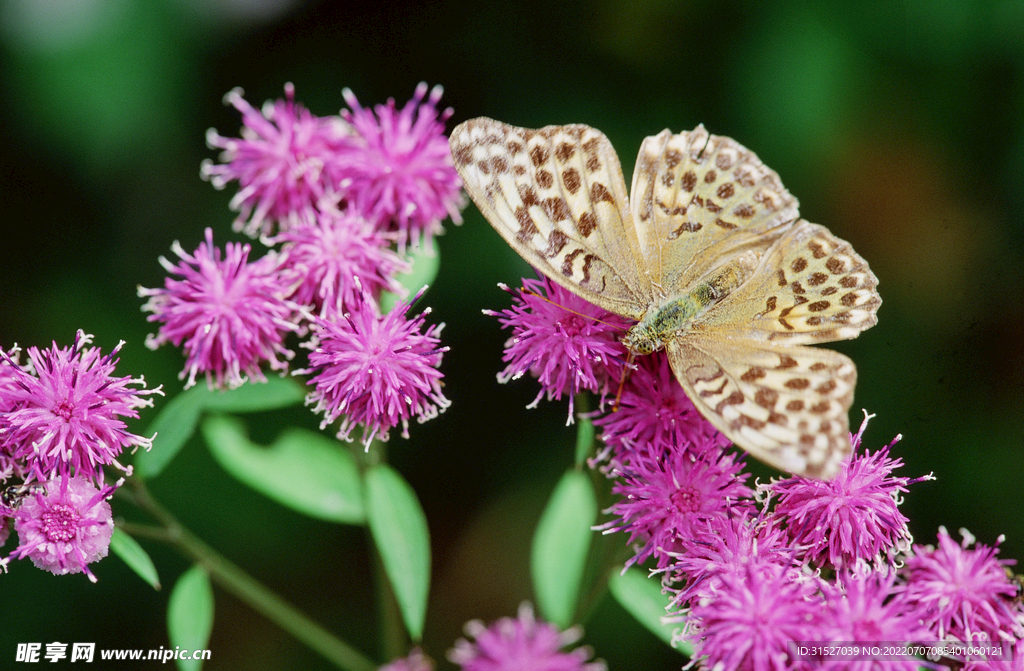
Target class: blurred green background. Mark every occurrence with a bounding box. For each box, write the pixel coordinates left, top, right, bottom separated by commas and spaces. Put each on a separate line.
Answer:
1, 0, 1022, 669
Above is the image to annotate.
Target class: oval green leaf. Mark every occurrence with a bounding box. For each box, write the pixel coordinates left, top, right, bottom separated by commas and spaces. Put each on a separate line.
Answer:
135, 387, 206, 478
167, 565, 214, 671
135, 377, 307, 479
608, 567, 691, 655
110, 527, 160, 590
365, 465, 430, 641
201, 416, 364, 523
531, 470, 597, 628
199, 375, 307, 412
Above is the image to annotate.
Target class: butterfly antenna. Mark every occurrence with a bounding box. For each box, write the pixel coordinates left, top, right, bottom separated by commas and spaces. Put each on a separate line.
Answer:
510, 283, 630, 333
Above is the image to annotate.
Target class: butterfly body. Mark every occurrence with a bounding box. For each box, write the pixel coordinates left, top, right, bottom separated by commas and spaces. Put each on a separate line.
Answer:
451, 117, 881, 478
625, 250, 760, 355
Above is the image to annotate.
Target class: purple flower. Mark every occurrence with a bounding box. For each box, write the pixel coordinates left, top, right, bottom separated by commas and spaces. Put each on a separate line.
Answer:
963, 638, 1023, 671
202, 83, 351, 237
816, 572, 932, 671
770, 413, 929, 570
0, 332, 161, 482
599, 444, 753, 570
0, 344, 23, 410
687, 564, 822, 671
139, 228, 301, 390
447, 602, 605, 671
591, 352, 729, 466
270, 205, 410, 315
8, 476, 116, 583
485, 277, 630, 424
339, 83, 465, 249
897, 526, 1024, 644
664, 513, 796, 606
296, 291, 449, 447
0, 345, 28, 482
378, 648, 434, 671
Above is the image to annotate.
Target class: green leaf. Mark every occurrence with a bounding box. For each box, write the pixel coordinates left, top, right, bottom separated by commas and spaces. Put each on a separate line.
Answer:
365, 465, 430, 641
167, 565, 214, 671
110, 527, 160, 590
609, 568, 690, 654
135, 387, 206, 478
199, 375, 307, 412
531, 470, 597, 627
201, 416, 364, 523
380, 238, 439, 313
134, 377, 307, 479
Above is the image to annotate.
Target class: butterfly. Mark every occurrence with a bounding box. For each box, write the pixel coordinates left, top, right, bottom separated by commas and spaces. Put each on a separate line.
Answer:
450, 118, 881, 478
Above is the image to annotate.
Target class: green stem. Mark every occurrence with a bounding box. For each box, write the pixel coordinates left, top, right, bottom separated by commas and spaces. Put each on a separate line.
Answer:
124, 478, 376, 671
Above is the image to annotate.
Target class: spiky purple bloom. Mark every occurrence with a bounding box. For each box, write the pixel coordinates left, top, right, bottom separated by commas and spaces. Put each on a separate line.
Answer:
0, 332, 160, 482
591, 353, 729, 466
271, 206, 410, 315
378, 648, 434, 671
0, 344, 23, 409
485, 277, 630, 424
815, 572, 932, 671
687, 564, 822, 671
963, 639, 1024, 671
201, 83, 351, 237
599, 445, 753, 570
8, 476, 116, 583
139, 228, 301, 390
664, 513, 796, 606
447, 602, 605, 671
770, 414, 929, 570
339, 83, 464, 249
897, 527, 1024, 645
296, 291, 449, 447
0, 345, 27, 482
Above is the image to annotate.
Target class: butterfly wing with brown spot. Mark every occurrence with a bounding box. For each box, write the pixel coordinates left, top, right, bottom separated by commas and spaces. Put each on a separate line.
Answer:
666, 339, 858, 478
629, 125, 800, 299
698, 220, 881, 345
453, 118, 880, 478
668, 221, 880, 477
450, 117, 654, 319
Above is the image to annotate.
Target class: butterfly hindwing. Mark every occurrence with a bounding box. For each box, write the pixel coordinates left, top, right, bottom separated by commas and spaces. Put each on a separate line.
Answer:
666, 338, 856, 478
451, 118, 653, 319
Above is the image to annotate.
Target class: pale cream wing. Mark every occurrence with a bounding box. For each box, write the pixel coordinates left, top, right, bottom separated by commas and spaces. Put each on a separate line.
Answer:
666, 338, 856, 478
699, 220, 881, 345
451, 117, 654, 319
629, 125, 801, 297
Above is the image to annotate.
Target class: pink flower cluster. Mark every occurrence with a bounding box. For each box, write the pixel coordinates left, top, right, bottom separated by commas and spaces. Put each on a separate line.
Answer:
0, 334, 161, 581
487, 277, 1024, 669
143, 84, 461, 448
201, 81, 464, 248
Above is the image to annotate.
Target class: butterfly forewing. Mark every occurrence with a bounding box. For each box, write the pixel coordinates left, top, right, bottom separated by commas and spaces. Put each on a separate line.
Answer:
666, 339, 857, 478
630, 125, 800, 297
450, 118, 653, 318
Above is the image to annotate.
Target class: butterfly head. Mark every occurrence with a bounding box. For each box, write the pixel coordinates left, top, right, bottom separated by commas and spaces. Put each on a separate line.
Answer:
622, 322, 661, 356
